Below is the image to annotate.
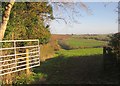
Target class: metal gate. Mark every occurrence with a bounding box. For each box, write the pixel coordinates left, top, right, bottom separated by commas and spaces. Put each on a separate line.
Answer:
0, 40, 40, 76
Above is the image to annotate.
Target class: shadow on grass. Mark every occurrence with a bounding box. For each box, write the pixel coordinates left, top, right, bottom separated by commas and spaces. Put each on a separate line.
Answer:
33, 54, 120, 84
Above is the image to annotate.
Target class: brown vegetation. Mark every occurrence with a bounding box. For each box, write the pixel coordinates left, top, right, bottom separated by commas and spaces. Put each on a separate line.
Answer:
49, 34, 71, 51
40, 43, 54, 61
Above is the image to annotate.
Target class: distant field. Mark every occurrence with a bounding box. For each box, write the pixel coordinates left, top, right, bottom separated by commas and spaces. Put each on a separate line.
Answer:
56, 48, 103, 57
63, 38, 107, 49
72, 34, 111, 41
53, 34, 106, 58
58, 36, 108, 50
51, 34, 111, 42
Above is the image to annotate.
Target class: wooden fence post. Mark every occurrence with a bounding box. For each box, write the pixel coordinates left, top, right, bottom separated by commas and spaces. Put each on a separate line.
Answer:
26, 49, 30, 76
103, 46, 106, 55
12, 32, 14, 40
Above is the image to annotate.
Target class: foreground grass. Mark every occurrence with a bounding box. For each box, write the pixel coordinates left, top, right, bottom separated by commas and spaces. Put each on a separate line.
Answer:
33, 54, 119, 84
33, 47, 118, 84
56, 48, 103, 57
33, 55, 104, 84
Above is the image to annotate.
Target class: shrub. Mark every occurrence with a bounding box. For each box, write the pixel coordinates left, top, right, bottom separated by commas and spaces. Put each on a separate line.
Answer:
109, 32, 120, 63
13, 72, 47, 85
40, 43, 55, 61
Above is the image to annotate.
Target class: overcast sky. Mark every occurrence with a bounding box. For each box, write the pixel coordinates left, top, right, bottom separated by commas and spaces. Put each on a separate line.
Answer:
50, 2, 118, 34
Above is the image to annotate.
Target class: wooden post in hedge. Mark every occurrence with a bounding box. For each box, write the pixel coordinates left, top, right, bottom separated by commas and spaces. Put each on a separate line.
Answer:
12, 32, 14, 40
103, 46, 106, 55
26, 49, 30, 76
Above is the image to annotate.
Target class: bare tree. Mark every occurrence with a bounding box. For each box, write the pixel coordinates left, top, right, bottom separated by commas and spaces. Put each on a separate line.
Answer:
51, 1, 90, 24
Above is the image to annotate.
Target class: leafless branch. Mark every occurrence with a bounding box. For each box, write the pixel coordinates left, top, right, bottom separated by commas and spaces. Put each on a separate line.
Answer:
53, 17, 67, 24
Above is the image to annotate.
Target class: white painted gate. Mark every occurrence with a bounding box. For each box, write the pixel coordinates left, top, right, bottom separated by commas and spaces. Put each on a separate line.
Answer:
0, 40, 40, 76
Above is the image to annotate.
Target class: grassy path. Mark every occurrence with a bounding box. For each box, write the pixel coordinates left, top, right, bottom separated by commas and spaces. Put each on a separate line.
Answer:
34, 54, 119, 84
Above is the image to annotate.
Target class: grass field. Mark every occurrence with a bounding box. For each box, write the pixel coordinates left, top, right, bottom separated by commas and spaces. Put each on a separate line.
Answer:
50, 34, 109, 50
33, 48, 118, 84
60, 38, 107, 49
56, 48, 103, 57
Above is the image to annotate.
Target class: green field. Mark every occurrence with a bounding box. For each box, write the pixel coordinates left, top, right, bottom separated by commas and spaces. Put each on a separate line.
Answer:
56, 48, 103, 57
58, 37, 108, 50
66, 38, 107, 47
